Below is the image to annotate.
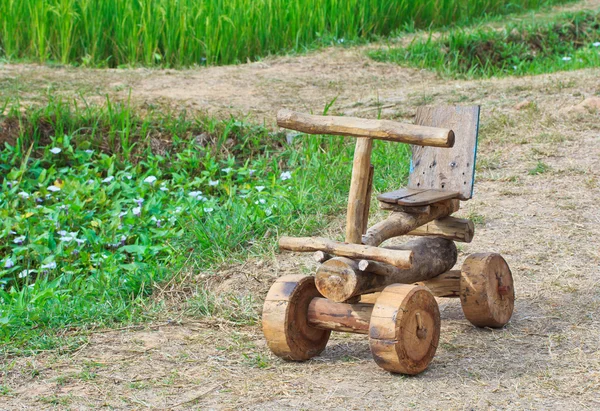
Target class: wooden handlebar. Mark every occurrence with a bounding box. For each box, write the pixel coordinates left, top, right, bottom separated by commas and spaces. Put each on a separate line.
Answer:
277, 109, 454, 148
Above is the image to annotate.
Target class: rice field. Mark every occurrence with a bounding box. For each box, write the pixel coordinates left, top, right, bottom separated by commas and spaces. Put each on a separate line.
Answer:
0, 0, 573, 67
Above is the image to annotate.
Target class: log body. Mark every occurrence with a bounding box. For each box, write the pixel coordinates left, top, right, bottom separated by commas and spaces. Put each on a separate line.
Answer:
315, 257, 390, 303
307, 297, 373, 334
316, 237, 457, 302
363, 199, 459, 246
346, 138, 373, 244
277, 109, 455, 148
278, 236, 413, 268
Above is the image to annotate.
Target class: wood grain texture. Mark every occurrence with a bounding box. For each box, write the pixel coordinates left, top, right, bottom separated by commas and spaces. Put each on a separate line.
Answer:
315, 257, 391, 303
315, 238, 456, 303
369, 285, 440, 375
379, 203, 431, 215
460, 253, 514, 328
362, 164, 375, 235
362, 199, 459, 246
346, 138, 373, 243
408, 216, 475, 243
279, 236, 413, 268
409, 106, 480, 200
417, 270, 461, 298
262, 275, 330, 361
313, 251, 332, 263
377, 187, 459, 206
277, 109, 455, 147
307, 298, 373, 334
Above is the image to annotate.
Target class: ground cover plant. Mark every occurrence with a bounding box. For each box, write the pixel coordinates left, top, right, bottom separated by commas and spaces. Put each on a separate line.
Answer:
0, 0, 573, 67
0, 98, 410, 352
369, 10, 600, 78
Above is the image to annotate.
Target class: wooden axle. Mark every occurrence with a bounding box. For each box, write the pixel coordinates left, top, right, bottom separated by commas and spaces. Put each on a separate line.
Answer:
363, 199, 459, 246
277, 109, 455, 148
308, 298, 372, 334
279, 236, 413, 268
417, 270, 461, 297
315, 237, 457, 302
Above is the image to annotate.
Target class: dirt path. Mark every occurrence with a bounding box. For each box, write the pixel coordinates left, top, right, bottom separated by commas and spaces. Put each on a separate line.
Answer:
2, 3, 600, 409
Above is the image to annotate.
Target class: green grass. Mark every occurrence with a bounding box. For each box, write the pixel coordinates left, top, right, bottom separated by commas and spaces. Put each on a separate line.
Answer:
0, 0, 573, 67
0, 97, 410, 353
528, 161, 551, 175
369, 10, 600, 78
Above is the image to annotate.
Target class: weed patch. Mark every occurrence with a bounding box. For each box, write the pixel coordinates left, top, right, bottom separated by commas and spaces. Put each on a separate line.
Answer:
369, 10, 600, 78
528, 161, 551, 175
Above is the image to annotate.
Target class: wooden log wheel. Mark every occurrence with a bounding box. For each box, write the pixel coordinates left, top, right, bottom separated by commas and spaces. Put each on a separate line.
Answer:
460, 253, 514, 328
262, 106, 515, 375
262, 275, 330, 361
369, 284, 440, 374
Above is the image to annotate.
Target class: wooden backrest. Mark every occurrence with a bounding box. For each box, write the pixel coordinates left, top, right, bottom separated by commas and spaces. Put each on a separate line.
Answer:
408, 106, 480, 201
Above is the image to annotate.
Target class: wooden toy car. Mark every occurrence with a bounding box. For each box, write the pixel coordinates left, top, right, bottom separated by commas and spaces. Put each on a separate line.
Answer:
263, 106, 515, 375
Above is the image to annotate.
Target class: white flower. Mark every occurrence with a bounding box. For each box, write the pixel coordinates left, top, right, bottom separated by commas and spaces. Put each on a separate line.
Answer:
208, 180, 219, 186
18, 269, 35, 278
593, 42, 600, 47
85, 149, 94, 154
4, 258, 14, 268
134, 198, 144, 206
280, 171, 292, 181
75, 238, 86, 245
50, 147, 62, 154
144, 176, 157, 184
18, 192, 30, 199
203, 208, 214, 213
160, 186, 169, 192
175, 207, 182, 213
256, 186, 265, 192
60, 235, 75, 242
248, 169, 256, 176
189, 191, 203, 198
124, 174, 133, 180
87, 179, 95, 185
133, 207, 142, 216
41, 261, 57, 270
48, 186, 61, 192
259, 199, 266, 204
58, 230, 68, 236
13, 236, 25, 245
221, 167, 233, 173
118, 211, 127, 218
102, 176, 114, 183
562, 56, 572, 61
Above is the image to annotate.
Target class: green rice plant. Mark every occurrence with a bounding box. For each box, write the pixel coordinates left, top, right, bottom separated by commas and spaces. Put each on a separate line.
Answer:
369, 10, 600, 78
0, 97, 410, 352
0, 0, 574, 67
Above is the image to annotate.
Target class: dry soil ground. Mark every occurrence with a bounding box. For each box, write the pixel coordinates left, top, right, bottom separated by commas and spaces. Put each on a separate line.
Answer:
1, 2, 600, 410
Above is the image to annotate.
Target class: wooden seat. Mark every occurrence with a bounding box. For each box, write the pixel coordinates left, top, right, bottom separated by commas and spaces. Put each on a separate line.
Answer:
377, 188, 459, 206
379, 106, 480, 208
